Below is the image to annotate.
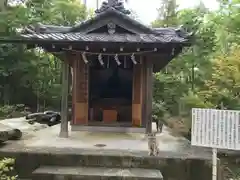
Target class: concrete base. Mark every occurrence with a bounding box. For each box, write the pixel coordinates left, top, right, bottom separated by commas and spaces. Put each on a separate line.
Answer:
71, 125, 146, 133
0, 142, 211, 180
0, 122, 211, 158
0, 121, 212, 180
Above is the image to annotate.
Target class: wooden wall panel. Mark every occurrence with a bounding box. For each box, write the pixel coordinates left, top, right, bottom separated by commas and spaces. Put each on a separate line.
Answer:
72, 54, 89, 125
132, 58, 143, 127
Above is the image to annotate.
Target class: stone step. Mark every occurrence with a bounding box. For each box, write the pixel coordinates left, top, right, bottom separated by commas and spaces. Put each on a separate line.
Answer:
32, 166, 163, 180
42, 154, 166, 169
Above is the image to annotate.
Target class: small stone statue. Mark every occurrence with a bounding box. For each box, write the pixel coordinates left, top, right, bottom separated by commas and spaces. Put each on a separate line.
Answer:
148, 132, 160, 156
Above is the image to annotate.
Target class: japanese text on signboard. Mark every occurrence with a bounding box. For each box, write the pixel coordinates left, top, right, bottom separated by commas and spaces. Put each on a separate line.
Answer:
191, 108, 240, 150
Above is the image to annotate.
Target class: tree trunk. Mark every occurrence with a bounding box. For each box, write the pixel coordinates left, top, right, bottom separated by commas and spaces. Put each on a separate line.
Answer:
36, 90, 40, 112
3, 84, 10, 105
43, 99, 46, 111
59, 60, 69, 138
0, 0, 7, 12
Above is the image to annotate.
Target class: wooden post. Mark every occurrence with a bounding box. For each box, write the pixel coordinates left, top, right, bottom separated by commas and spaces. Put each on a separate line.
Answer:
59, 59, 69, 138
145, 59, 153, 134
141, 57, 147, 128
132, 59, 143, 127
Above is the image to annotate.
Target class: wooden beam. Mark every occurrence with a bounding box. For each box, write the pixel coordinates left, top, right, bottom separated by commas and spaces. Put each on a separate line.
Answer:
59, 58, 70, 138
145, 57, 153, 134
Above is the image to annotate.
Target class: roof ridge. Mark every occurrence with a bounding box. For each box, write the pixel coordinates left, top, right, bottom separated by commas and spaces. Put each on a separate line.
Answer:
95, 1, 130, 15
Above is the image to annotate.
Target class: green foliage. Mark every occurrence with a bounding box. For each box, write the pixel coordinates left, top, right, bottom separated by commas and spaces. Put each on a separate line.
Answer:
179, 91, 214, 116
0, 0, 88, 111
152, 2, 240, 176
152, 0, 178, 27
199, 44, 240, 110
154, 72, 189, 115
152, 0, 240, 136
152, 100, 166, 123
0, 158, 17, 180
0, 104, 30, 119
0, 105, 16, 117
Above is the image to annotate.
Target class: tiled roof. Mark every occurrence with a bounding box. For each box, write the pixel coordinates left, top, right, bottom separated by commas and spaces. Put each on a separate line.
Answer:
20, 32, 188, 44
2, 0, 192, 45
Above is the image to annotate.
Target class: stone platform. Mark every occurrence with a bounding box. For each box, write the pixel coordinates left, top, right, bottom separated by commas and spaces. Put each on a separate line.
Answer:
3, 122, 210, 157
0, 122, 212, 180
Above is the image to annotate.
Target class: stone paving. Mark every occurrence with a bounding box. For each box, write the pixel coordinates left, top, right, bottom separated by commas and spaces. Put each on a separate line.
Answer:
25, 124, 185, 152
0, 117, 211, 160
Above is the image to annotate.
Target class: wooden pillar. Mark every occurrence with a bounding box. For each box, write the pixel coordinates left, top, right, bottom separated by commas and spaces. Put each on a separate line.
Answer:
132, 57, 143, 127
72, 54, 89, 125
141, 57, 147, 128
145, 58, 153, 134
59, 58, 70, 138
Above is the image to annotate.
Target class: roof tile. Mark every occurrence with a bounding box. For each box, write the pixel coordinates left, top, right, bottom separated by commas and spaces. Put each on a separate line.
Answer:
21, 33, 187, 44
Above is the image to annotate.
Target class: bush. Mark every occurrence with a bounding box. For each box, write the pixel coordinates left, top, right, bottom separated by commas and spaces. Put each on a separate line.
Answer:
0, 104, 31, 119
161, 91, 213, 140
220, 158, 240, 180
179, 91, 214, 117
0, 105, 16, 118
0, 158, 17, 180
152, 100, 166, 122
162, 91, 213, 139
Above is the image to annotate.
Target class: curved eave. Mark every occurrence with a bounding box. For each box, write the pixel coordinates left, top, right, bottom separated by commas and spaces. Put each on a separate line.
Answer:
0, 36, 189, 73
0, 38, 191, 49
22, 22, 193, 42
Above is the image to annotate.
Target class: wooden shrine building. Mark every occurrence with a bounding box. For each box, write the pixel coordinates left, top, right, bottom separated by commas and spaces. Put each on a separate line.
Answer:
0, 0, 192, 137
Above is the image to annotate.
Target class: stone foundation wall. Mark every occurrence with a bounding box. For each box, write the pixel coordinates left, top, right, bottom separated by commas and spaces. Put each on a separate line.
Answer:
0, 150, 212, 180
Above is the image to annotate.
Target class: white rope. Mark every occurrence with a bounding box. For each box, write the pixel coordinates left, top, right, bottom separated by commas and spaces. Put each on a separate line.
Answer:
62, 48, 156, 55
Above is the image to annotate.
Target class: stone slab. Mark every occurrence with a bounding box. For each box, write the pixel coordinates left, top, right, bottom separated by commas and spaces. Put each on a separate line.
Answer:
0, 121, 211, 160
32, 166, 163, 180
12, 123, 210, 159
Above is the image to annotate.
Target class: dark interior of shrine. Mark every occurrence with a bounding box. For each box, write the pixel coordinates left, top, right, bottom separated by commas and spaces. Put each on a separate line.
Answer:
89, 55, 133, 125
